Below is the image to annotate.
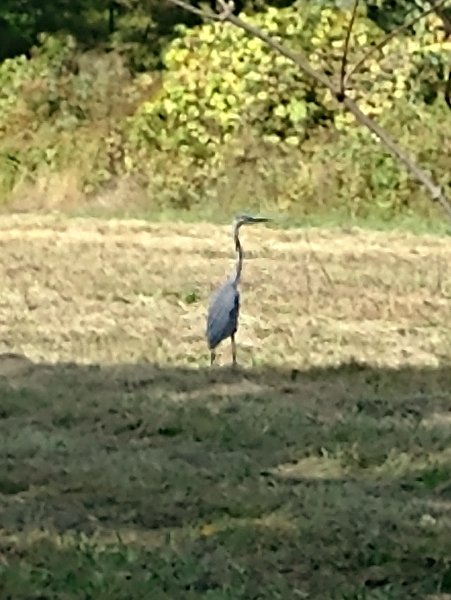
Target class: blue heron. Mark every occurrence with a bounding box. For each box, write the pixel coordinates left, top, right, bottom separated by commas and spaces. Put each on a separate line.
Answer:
206, 214, 271, 366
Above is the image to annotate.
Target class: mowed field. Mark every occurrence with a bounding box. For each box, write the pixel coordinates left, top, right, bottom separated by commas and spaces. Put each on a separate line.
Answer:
0, 214, 451, 599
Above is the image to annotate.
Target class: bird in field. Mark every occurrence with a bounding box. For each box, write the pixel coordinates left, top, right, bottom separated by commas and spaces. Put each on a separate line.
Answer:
206, 214, 271, 367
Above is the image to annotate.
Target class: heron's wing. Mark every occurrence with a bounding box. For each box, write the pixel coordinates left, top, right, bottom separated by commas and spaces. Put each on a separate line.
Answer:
206, 281, 240, 350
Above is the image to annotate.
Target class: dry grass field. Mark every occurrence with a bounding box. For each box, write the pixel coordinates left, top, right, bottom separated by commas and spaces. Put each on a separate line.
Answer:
0, 214, 451, 599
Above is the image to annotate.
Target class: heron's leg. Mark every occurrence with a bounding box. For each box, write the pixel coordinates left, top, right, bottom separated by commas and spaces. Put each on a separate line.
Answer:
231, 334, 237, 366
210, 350, 216, 366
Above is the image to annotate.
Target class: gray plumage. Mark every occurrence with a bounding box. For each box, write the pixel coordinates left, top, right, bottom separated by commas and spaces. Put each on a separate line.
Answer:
206, 214, 270, 366
206, 279, 240, 351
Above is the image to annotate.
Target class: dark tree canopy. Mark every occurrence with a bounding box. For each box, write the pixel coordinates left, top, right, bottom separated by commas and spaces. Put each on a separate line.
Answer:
1, 0, 449, 62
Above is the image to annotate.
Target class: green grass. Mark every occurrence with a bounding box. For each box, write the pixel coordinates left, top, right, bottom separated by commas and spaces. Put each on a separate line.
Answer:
1, 363, 451, 599
66, 203, 451, 237
0, 217, 450, 599
1, 362, 451, 600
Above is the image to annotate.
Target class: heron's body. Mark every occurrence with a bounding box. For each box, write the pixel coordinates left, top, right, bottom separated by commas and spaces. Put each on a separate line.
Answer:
206, 277, 240, 350
205, 214, 269, 366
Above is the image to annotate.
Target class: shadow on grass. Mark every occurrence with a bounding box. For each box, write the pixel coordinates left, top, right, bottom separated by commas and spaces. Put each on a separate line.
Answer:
0, 353, 451, 599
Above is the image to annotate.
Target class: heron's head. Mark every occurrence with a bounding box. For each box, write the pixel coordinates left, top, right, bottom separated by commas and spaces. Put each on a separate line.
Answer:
233, 214, 271, 230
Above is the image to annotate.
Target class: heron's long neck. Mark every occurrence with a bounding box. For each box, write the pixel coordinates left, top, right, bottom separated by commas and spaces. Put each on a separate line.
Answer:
233, 229, 243, 286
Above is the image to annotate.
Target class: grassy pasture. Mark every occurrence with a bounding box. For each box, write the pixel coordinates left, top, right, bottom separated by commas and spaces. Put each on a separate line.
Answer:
0, 215, 450, 599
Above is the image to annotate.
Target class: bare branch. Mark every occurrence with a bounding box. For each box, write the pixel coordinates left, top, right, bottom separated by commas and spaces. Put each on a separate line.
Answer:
217, 0, 235, 21
428, 1, 451, 37
339, 0, 360, 99
166, 0, 231, 21
341, 96, 451, 219
344, 0, 450, 86
446, 70, 451, 107
213, 0, 338, 92
166, 0, 451, 219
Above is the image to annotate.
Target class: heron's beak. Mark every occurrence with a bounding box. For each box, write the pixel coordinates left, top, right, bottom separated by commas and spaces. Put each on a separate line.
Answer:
251, 217, 271, 223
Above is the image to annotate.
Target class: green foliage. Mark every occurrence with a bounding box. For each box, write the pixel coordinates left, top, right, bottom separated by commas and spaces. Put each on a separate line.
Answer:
127, 4, 336, 159
0, 32, 145, 133
136, 100, 450, 220
0, 0, 110, 59
126, 1, 449, 158
0, 0, 449, 222
126, 9, 312, 160
0, 33, 154, 195
0, 0, 174, 74
367, 0, 451, 33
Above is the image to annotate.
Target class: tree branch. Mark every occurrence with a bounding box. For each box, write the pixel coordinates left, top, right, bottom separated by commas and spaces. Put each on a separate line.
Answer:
341, 95, 449, 217
339, 0, 360, 99
446, 70, 451, 107
344, 0, 450, 87
428, 0, 451, 38
165, 0, 234, 20
166, 0, 451, 220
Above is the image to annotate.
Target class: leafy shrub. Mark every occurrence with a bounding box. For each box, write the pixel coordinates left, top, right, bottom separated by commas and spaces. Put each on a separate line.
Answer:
118, 95, 450, 221
0, 33, 155, 195
125, 1, 449, 158
126, 7, 317, 162
0, 2, 449, 223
